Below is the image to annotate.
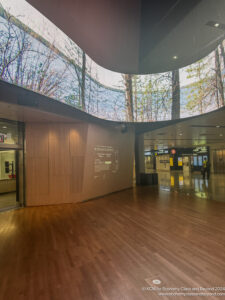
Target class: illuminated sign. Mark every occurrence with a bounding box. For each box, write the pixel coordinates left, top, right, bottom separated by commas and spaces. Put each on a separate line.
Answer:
159, 160, 169, 164
94, 145, 119, 179
158, 149, 169, 154
145, 149, 168, 156
193, 147, 208, 153
178, 157, 183, 167
144, 151, 151, 156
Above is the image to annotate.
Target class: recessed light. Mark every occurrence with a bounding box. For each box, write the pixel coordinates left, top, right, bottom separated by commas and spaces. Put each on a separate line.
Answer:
173, 56, 178, 60
206, 21, 225, 30
220, 134, 223, 137
216, 125, 220, 128
2, 126, 7, 129
152, 279, 162, 285
179, 133, 183, 136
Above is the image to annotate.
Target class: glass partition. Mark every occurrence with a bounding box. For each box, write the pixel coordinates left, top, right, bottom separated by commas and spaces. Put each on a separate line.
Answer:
0, 119, 24, 210
0, 120, 22, 146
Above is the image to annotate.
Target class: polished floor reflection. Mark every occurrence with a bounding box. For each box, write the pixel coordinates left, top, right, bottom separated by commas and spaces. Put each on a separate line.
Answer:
0, 192, 17, 211
0, 182, 225, 299
158, 171, 225, 202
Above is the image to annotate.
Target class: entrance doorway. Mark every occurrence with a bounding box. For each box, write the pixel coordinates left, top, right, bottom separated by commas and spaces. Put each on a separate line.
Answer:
0, 149, 19, 210
0, 119, 25, 211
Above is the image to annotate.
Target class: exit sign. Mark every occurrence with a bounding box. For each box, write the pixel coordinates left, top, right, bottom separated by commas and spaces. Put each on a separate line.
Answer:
0, 134, 4, 143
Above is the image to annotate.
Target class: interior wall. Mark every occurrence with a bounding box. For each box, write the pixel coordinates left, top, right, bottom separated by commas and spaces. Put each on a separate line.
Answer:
82, 123, 134, 201
26, 122, 134, 206
210, 143, 225, 173
211, 147, 225, 174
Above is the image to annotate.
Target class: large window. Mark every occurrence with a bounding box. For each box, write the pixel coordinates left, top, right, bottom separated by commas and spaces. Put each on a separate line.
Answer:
0, 0, 224, 122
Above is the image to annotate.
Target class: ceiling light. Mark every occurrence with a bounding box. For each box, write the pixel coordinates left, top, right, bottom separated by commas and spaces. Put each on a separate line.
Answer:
214, 23, 220, 28
173, 56, 178, 60
179, 133, 183, 136
219, 134, 223, 137
216, 125, 220, 128
2, 126, 7, 129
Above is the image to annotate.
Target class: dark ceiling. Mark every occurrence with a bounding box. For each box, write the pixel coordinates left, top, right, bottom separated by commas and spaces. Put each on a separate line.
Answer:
27, 0, 225, 74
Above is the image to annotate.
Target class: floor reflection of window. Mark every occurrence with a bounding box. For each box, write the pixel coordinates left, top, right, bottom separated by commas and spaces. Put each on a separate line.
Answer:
179, 175, 184, 186
170, 176, 175, 187
194, 178, 199, 191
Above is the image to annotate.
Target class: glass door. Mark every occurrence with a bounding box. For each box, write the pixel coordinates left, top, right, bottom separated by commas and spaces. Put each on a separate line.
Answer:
0, 149, 18, 211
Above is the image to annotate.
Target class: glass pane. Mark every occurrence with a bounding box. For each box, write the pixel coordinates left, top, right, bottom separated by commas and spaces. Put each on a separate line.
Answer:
0, 120, 20, 145
198, 156, 203, 166
0, 150, 17, 210
193, 156, 198, 166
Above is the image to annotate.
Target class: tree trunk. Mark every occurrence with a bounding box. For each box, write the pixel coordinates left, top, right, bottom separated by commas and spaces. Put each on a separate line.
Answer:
124, 74, 134, 122
81, 51, 86, 111
215, 48, 225, 107
133, 76, 138, 121
215, 73, 220, 108
150, 95, 153, 121
220, 42, 225, 69
171, 69, 180, 119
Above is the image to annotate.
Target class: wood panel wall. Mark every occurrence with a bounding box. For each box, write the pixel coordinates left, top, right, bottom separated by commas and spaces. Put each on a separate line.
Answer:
26, 122, 134, 206
26, 123, 88, 205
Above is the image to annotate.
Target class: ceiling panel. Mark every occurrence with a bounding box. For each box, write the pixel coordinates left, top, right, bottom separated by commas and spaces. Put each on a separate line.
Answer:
26, 0, 225, 73
144, 109, 225, 150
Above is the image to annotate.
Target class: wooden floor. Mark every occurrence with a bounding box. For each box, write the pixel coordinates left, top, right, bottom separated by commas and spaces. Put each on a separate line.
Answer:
0, 186, 225, 300
0, 192, 17, 211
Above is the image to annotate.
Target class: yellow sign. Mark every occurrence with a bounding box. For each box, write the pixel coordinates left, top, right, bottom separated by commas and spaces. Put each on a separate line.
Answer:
178, 157, 183, 167
170, 157, 174, 167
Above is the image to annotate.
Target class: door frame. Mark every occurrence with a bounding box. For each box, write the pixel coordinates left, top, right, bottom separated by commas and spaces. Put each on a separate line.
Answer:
0, 119, 25, 210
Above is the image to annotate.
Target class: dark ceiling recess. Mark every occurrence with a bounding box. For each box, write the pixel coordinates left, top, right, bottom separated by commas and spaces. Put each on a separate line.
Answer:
191, 125, 225, 128
206, 21, 225, 31
27, 0, 225, 74
140, 0, 201, 61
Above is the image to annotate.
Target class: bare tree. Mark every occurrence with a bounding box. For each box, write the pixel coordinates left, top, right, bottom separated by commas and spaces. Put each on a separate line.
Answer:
123, 74, 134, 121
133, 75, 138, 121
0, 12, 30, 80
171, 69, 180, 119
215, 47, 224, 106
0, 11, 69, 100
81, 50, 86, 111
219, 41, 225, 69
